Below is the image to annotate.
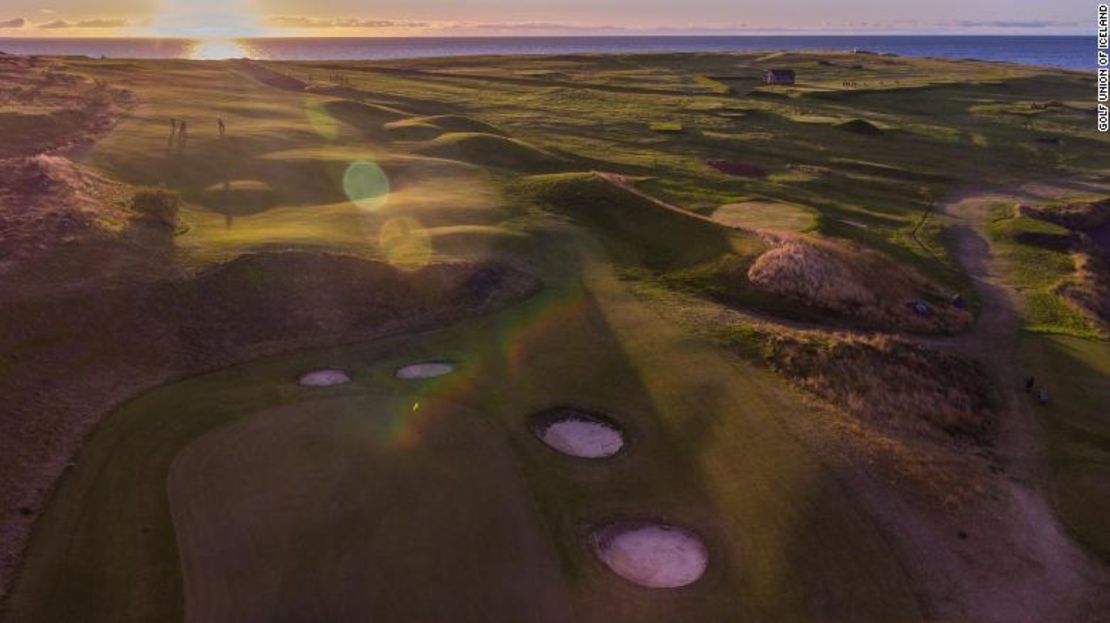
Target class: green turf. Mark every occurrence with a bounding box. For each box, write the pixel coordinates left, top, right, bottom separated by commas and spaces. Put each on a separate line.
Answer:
986, 206, 1100, 338
7, 50, 1110, 620
1021, 335, 1110, 562
5, 233, 922, 621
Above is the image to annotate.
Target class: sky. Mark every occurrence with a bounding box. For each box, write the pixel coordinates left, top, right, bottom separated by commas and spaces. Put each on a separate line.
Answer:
0, 0, 1092, 37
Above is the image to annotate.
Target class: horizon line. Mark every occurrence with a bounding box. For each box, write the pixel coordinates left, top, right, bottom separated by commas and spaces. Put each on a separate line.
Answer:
0, 32, 1091, 39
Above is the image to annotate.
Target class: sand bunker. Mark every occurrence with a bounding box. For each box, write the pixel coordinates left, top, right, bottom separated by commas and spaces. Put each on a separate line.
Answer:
297, 369, 352, 386
531, 409, 624, 458
593, 522, 708, 588
394, 361, 455, 380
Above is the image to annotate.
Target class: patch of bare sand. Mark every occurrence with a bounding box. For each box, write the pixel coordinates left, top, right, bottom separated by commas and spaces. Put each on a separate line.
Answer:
592, 522, 708, 588
747, 234, 971, 334
394, 361, 455, 380
298, 369, 353, 387
531, 408, 624, 458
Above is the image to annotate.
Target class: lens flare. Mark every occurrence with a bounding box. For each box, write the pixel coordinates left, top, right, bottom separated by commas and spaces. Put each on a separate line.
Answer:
343, 161, 390, 211
379, 216, 432, 271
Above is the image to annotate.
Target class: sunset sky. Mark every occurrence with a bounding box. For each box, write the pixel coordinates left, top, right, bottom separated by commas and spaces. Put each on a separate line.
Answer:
0, 0, 1091, 37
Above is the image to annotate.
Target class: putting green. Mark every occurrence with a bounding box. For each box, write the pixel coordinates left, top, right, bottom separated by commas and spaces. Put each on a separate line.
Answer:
712, 201, 816, 232
169, 395, 573, 622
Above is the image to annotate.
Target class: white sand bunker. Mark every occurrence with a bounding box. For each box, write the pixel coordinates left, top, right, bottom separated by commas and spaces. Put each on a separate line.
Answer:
297, 369, 352, 387
532, 409, 624, 458
394, 361, 455, 380
593, 522, 708, 588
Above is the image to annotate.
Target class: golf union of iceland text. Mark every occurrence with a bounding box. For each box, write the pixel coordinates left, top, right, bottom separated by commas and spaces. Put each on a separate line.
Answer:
1099, 4, 1108, 131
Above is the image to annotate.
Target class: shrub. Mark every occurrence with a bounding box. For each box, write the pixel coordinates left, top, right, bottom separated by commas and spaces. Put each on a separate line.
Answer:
131, 188, 180, 228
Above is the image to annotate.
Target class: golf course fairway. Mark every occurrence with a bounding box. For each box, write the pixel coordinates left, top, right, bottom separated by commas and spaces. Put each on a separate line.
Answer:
3, 49, 1108, 622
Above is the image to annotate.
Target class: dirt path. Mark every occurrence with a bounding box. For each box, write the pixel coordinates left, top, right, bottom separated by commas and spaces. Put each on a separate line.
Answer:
873, 190, 1110, 623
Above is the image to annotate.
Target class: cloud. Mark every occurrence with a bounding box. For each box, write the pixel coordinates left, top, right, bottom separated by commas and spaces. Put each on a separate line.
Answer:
452, 21, 625, 33
265, 16, 629, 33
37, 17, 131, 29
951, 20, 1081, 29
0, 17, 26, 28
39, 8, 56, 14
267, 16, 426, 29
73, 18, 130, 28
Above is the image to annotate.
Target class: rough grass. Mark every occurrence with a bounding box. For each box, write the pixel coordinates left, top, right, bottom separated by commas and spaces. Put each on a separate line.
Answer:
1057, 252, 1110, 332
722, 325, 993, 442
747, 235, 971, 333
1022, 196, 1110, 231
987, 207, 1102, 337
0, 155, 136, 266
648, 121, 684, 133
130, 187, 181, 228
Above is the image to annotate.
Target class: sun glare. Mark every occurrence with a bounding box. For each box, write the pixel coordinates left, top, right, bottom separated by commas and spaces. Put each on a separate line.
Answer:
188, 39, 253, 60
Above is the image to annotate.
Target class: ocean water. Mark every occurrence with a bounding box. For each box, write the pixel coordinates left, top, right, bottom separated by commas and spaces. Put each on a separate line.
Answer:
0, 35, 1093, 71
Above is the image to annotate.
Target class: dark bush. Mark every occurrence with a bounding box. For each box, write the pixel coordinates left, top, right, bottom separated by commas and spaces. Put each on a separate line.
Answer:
131, 188, 180, 228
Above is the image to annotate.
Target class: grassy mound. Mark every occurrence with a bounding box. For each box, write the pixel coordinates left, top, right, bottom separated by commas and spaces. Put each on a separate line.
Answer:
383, 119, 443, 141
199, 180, 279, 217
177, 253, 538, 351
836, 119, 884, 135
0, 155, 135, 261
829, 158, 950, 183
418, 132, 565, 172
320, 100, 408, 132
411, 114, 505, 135
1058, 253, 1110, 332
746, 235, 971, 333
1022, 196, 1110, 232
517, 172, 734, 269
991, 213, 1077, 251
987, 209, 1101, 337
725, 326, 993, 442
